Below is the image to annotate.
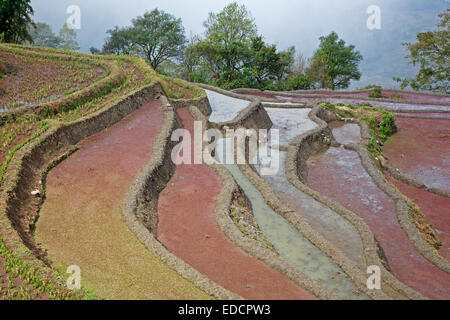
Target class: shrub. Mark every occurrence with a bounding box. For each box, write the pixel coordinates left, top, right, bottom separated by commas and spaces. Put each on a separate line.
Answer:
379, 113, 396, 138
358, 84, 381, 90
286, 74, 313, 90
368, 86, 383, 98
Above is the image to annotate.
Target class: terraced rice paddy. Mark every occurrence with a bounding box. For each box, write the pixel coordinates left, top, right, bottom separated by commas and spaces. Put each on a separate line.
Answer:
157, 108, 315, 300
1, 43, 449, 301
307, 123, 450, 299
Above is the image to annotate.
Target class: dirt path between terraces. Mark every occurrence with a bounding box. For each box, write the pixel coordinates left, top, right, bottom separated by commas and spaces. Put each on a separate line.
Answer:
157, 107, 316, 300
35, 101, 210, 300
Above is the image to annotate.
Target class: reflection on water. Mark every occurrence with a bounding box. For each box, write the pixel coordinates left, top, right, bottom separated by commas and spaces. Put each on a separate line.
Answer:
216, 138, 367, 300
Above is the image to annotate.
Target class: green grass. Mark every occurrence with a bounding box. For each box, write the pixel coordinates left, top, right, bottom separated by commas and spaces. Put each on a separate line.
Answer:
0, 238, 97, 299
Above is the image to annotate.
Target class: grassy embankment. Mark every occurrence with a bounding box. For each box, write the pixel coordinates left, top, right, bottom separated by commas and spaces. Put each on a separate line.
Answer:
320, 100, 442, 255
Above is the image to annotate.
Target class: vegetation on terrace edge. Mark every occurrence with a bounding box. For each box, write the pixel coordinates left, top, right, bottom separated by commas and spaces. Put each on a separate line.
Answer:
319, 100, 443, 255
0, 44, 203, 299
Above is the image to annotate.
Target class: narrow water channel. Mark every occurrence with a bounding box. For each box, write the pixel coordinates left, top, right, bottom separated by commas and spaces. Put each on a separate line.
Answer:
216, 138, 367, 300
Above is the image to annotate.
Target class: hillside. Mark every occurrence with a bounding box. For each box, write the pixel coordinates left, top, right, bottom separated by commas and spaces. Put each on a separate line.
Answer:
0, 44, 205, 299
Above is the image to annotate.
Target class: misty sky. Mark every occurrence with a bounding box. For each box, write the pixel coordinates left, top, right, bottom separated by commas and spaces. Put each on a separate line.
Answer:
30, 0, 449, 89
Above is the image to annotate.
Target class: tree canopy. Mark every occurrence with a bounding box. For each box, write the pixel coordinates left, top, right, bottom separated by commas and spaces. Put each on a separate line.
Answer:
0, 0, 34, 43
308, 31, 363, 90
395, 9, 449, 93
192, 2, 257, 85
58, 23, 80, 51
103, 26, 135, 55
28, 22, 62, 48
103, 9, 186, 70
184, 2, 294, 89
27, 22, 80, 51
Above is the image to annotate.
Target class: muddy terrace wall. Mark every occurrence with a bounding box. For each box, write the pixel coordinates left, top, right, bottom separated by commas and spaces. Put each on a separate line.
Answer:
120, 96, 241, 300
1, 83, 164, 264
169, 96, 212, 118
213, 100, 273, 131
286, 105, 437, 299
289, 107, 336, 182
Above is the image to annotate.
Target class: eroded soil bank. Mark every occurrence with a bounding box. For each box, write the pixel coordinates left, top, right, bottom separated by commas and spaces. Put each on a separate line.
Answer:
0, 255, 48, 299
307, 124, 450, 299
157, 107, 315, 300
385, 173, 450, 261
35, 101, 209, 300
383, 117, 450, 193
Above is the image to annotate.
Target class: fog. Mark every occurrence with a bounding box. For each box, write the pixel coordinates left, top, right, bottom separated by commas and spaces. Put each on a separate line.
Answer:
30, 0, 449, 88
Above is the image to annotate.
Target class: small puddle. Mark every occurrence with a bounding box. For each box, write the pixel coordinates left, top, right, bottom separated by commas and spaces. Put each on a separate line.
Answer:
206, 90, 250, 123
329, 121, 361, 145
217, 139, 367, 300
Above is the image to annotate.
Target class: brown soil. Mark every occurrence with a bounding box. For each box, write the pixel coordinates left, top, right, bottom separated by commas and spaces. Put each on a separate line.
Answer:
230, 189, 276, 253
